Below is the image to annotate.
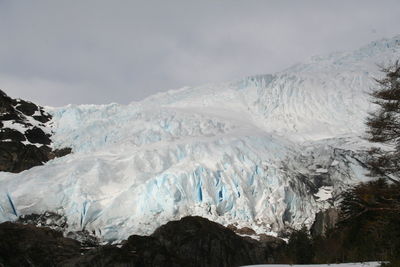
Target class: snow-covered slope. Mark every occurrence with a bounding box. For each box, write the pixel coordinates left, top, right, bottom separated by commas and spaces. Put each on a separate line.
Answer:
1, 35, 399, 241
243, 262, 381, 267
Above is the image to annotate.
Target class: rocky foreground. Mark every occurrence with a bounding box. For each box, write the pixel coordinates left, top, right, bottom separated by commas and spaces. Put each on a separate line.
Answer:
0, 216, 283, 267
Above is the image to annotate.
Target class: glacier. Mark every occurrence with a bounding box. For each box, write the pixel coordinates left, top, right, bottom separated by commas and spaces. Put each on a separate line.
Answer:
0, 35, 399, 242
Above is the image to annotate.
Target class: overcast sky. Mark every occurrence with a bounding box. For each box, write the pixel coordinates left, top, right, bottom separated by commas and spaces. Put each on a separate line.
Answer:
1, 0, 400, 106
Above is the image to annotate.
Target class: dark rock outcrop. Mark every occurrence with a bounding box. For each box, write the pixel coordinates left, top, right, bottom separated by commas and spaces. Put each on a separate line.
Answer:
68, 216, 272, 267
52, 147, 73, 159
0, 89, 71, 173
0, 142, 50, 172
18, 212, 68, 231
0, 222, 81, 267
64, 235, 183, 267
227, 224, 257, 235
0, 216, 279, 267
18, 212, 100, 249
25, 127, 52, 145
150, 216, 269, 267
0, 128, 26, 142
0, 90, 51, 125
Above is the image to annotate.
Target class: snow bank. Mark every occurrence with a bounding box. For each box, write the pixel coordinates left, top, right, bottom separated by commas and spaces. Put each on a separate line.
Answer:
243, 262, 381, 267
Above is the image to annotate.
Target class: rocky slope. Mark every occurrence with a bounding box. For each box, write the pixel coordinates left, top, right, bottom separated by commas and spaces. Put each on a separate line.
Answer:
0, 90, 70, 173
0, 216, 277, 267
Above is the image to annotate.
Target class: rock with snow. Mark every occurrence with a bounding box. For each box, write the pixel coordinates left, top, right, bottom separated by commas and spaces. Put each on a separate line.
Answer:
0, 90, 71, 173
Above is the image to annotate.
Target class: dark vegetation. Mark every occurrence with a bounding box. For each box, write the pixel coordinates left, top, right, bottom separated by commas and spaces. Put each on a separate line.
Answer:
365, 61, 400, 183
0, 216, 277, 267
277, 61, 400, 266
277, 179, 400, 264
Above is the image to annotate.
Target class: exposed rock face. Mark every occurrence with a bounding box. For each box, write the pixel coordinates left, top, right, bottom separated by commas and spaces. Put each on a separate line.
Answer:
0, 216, 278, 267
68, 216, 274, 266
18, 212, 68, 232
227, 224, 257, 236
17, 212, 100, 249
0, 222, 81, 267
310, 208, 339, 237
0, 89, 71, 173
150, 216, 270, 267
0, 90, 51, 128
0, 142, 51, 172
65, 235, 183, 267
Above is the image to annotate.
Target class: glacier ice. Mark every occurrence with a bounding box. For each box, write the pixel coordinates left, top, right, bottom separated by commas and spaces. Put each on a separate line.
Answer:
0, 35, 400, 242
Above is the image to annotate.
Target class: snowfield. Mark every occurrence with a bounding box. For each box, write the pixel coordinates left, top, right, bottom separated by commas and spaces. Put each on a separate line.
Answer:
243, 262, 381, 267
0, 35, 399, 242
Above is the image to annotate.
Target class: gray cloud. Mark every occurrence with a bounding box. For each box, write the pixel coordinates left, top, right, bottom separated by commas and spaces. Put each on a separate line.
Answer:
0, 0, 400, 106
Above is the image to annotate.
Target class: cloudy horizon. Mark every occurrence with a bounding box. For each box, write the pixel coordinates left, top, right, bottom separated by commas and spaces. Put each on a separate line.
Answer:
1, 0, 400, 106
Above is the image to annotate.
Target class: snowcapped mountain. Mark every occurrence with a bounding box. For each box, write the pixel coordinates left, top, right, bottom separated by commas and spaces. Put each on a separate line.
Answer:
1, 35, 399, 242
